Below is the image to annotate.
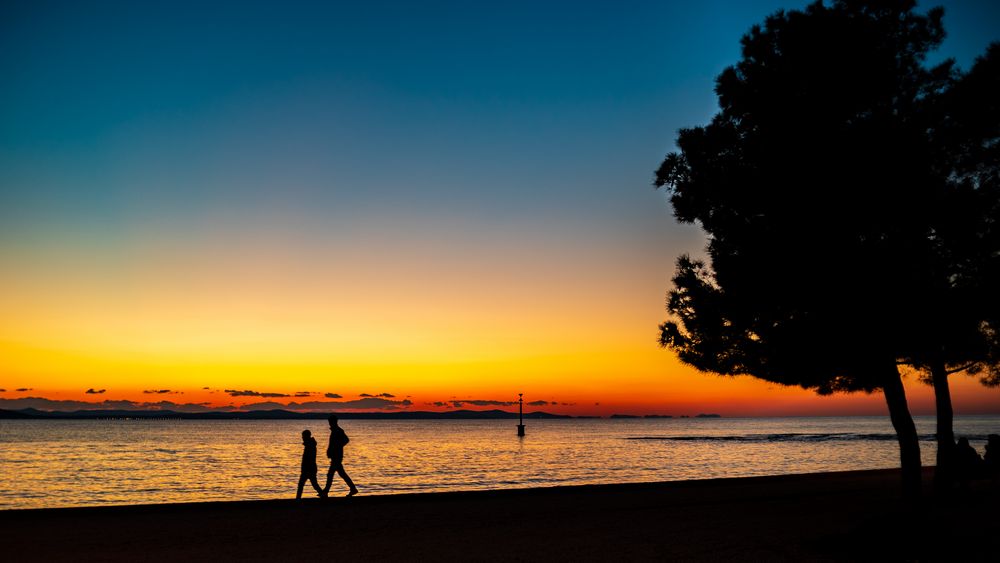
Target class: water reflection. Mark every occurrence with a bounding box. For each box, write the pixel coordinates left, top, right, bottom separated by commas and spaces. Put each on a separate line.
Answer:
0, 416, 995, 509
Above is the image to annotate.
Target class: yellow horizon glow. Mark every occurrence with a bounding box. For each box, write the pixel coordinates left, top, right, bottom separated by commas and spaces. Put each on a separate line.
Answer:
3, 222, 999, 416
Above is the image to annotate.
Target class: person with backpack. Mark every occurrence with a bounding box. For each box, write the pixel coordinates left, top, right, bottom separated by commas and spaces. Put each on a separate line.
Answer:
323, 414, 359, 497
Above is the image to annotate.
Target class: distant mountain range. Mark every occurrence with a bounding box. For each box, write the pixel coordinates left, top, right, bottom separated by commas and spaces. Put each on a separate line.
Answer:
0, 408, 721, 420
611, 413, 722, 419
0, 408, 573, 420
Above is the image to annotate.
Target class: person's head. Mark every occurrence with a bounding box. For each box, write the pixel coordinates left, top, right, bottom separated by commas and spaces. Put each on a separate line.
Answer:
302, 429, 311, 441
328, 414, 338, 428
988, 434, 1000, 451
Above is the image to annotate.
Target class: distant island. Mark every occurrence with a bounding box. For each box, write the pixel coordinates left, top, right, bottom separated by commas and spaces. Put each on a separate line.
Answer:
0, 408, 721, 420
0, 408, 574, 420
610, 413, 722, 419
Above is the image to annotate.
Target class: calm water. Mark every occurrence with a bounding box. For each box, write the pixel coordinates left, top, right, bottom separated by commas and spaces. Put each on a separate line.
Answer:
1, 416, 996, 510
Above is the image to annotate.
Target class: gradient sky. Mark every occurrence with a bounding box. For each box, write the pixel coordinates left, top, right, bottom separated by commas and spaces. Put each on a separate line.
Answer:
2, 0, 1000, 416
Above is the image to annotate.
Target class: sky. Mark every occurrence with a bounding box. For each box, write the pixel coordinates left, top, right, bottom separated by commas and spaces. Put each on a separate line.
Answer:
2, 0, 1000, 416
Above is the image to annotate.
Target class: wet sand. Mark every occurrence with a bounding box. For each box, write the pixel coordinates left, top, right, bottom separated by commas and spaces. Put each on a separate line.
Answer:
2, 468, 997, 561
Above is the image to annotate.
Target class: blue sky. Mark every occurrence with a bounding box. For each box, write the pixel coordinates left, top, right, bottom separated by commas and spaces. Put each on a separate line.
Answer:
3, 0, 997, 244
2, 1, 1000, 415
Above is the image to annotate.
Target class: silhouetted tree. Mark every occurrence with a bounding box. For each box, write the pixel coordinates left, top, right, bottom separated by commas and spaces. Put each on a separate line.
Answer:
909, 43, 1000, 487
653, 0, 998, 497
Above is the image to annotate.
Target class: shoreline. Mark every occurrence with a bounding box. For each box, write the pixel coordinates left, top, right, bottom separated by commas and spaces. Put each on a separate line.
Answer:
0, 467, 914, 514
3, 468, 997, 561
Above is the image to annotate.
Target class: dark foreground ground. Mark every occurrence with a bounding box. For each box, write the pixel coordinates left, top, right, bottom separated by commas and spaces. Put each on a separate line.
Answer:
2, 468, 997, 561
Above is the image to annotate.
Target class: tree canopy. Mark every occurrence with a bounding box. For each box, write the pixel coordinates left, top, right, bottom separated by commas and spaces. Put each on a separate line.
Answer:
653, 0, 1000, 494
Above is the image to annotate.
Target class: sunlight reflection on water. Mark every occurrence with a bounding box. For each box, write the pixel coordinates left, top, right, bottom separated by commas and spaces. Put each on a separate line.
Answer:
0, 416, 996, 509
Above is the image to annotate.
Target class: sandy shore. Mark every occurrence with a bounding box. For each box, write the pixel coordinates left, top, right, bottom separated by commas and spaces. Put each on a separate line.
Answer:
2, 468, 997, 561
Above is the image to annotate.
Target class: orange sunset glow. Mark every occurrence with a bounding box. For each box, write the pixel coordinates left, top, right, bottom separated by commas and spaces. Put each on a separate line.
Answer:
3, 0, 999, 420
2, 217, 996, 416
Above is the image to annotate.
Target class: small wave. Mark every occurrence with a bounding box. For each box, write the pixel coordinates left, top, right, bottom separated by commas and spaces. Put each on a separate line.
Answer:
152, 448, 178, 454
626, 433, 992, 443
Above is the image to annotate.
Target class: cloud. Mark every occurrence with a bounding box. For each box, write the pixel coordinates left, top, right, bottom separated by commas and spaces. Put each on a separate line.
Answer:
429, 399, 554, 409
359, 392, 395, 398
143, 389, 179, 395
0, 397, 134, 411
16, 388, 33, 392
0, 389, 5, 392
140, 400, 235, 413
450, 399, 516, 408
241, 397, 413, 412
294, 391, 314, 397
92, 400, 138, 409
0, 392, 414, 413
225, 389, 290, 398
0, 397, 236, 413
237, 401, 288, 410
202, 387, 210, 390
324, 393, 342, 399
85, 388, 106, 394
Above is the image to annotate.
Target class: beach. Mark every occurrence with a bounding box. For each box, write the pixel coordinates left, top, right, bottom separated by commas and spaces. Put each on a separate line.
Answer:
2, 468, 996, 561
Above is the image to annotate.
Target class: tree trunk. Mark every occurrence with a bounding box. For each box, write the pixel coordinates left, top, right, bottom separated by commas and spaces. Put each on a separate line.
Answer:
930, 360, 954, 492
883, 364, 922, 499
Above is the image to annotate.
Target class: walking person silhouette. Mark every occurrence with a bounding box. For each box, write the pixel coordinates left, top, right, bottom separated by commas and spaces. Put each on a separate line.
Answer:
324, 414, 359, 497
296, 429, 326, 499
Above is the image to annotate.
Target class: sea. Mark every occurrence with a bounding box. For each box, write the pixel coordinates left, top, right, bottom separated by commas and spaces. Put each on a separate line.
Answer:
1, 415, 997, 510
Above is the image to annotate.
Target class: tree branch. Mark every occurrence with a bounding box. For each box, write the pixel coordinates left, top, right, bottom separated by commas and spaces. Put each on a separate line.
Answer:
946, 362, 979, 375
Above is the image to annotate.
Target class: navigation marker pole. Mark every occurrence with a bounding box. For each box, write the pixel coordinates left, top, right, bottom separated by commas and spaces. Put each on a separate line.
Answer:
517, 393, 525, 437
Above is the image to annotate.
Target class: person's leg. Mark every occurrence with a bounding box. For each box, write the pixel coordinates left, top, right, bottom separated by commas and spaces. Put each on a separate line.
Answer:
335, 463, 358, 494
323, 462, 335, 493
296, 474, 307, 499
309, 473, 324, 495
